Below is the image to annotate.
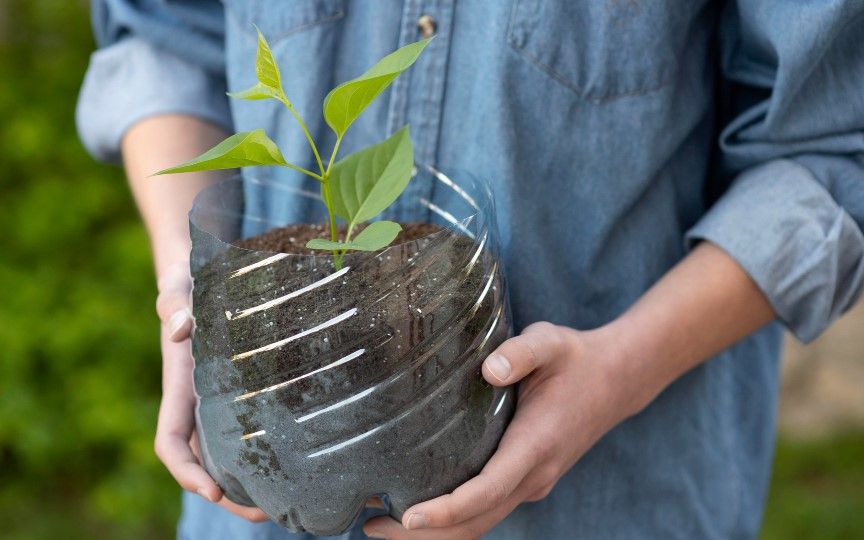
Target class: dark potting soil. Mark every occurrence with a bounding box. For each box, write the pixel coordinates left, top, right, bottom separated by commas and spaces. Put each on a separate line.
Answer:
192, 219, 515, 534
233, 222, 443, 255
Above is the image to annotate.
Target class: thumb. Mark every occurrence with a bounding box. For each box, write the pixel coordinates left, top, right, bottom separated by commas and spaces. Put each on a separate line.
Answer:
156, 263, 193, 342
481, 322, 563, 386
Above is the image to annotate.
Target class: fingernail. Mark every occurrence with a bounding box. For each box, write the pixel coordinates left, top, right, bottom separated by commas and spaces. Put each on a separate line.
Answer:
196, 487, 215, 503
406, 512, 427, 529
365, 531, 385, 539
169, 309, 189, 338
486, 354, 511, 381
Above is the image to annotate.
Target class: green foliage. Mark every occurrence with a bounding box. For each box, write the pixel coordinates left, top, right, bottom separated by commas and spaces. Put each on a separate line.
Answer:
160, 30, 429, 262
306, 220, 402, 252
227, 30, 291, 104
323, 37, 432, 137
329, 126, 414, 231
0, 1, 177, 538
227, 81, 280, 101
228, 28, 327, 174
252, 27, 284, 98
154, 129, 289, 174
760, 433, 864, 540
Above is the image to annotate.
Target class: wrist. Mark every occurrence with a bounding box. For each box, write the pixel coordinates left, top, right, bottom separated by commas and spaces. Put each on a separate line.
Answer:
578, 319, 660, 422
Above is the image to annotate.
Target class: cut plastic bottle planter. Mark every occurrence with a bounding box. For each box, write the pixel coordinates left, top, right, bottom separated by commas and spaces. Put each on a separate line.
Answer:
189, 165, 515, 535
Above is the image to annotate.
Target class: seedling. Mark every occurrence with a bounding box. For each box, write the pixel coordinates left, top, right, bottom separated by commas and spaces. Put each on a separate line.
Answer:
156, 30, 433, 268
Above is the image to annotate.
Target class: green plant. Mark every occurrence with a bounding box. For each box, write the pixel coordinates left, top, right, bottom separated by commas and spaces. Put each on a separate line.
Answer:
156, 29, 432, 266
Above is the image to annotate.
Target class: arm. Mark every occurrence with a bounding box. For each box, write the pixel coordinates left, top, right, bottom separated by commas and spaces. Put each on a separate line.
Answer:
597, 241, 775, 415
123, 115, 228, 276
688, 1, 864, 342
78, 0, 265, 521
363, 242, 774, 539
78, 0, 231, 163
364, 1, 864, 537
122, 116, 267, 522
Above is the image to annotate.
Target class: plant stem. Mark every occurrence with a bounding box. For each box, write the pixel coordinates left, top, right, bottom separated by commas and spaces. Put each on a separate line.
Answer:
325, 136, 343, 177
320, 179, 343, 269
279, 98, 346, 268
282, 162, 323, 182
320, 135, 345, 269
321, 181, 339, 243
279, 96, 325, 175
323, 134, 344, 239
338, 223, 357, 261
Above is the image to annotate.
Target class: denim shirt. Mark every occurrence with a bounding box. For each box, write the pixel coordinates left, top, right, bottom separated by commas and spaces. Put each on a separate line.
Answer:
77, 1, 864, 538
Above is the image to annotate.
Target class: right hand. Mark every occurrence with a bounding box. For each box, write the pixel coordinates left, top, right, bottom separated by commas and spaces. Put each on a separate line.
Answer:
153, 261, 269, 522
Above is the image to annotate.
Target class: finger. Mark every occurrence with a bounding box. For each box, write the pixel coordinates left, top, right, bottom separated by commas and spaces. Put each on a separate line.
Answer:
160, 332, 269, 523
155, 402, 222, 503
164, 306, 194, 342
218, 497, 270, 522
366, 496, 386, 509
156, 290, 193, 342
155, 331, 221, 502
364, 516, 397, 539
365, 481, 529, 539
156, 265, 193, 342
189, 426, 271, 522
365, 516, 415, 539
398, 417, 542, 529
482, 322, 563, 385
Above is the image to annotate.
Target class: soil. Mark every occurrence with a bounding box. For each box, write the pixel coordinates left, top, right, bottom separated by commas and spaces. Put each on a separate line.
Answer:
192, 218, 514, 535
234, 222, 443, 254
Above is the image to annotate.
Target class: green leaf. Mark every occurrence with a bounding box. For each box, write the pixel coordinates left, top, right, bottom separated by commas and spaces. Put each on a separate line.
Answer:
306, 221, 402, 252
304, 238, 346, 251
153, 129, 287, 175
323, 37, 432, 137
328, 126, 414, 227
351, 220, 402, 250
254, 27, 284, 98
227, 81, 281, 101
227, 28, 289, 104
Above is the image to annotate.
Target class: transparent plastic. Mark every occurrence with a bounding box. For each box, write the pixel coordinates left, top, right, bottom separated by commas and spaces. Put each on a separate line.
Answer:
189, 165, 515, 535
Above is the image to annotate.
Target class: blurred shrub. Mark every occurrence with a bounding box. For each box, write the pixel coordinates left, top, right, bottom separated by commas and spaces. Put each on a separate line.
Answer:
0, 1, 176, 538
762, 433, 864, 540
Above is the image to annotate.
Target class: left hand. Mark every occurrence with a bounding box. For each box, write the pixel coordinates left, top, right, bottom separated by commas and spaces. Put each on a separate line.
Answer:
363, 321, 640, 539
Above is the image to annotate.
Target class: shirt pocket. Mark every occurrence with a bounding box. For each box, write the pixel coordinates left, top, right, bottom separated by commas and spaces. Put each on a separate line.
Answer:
507, 0, 701, 101
223, 0, 345, 44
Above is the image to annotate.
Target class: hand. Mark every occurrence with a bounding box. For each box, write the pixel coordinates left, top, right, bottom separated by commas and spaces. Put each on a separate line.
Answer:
363, 322, 634, 539
362, 243, 777, 539
153, 261, 268, 522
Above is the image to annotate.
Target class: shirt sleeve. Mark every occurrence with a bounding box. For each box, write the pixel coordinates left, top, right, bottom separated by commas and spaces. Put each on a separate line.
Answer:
76, 0, 232, 163
686, 1, 864, 343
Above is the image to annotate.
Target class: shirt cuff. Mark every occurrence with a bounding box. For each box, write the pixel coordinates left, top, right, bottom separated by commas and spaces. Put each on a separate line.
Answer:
686, 159, 864, 343
76, 37, 232, 163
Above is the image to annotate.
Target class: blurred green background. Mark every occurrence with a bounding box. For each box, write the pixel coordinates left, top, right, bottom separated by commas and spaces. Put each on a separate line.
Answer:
0, 1, 861, 539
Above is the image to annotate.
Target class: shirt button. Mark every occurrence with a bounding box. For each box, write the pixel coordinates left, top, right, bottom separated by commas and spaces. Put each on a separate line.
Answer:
417, 14, 437, 38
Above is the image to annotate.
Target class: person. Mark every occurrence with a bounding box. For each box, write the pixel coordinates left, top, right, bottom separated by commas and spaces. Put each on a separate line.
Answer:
77, 1, 864, 538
